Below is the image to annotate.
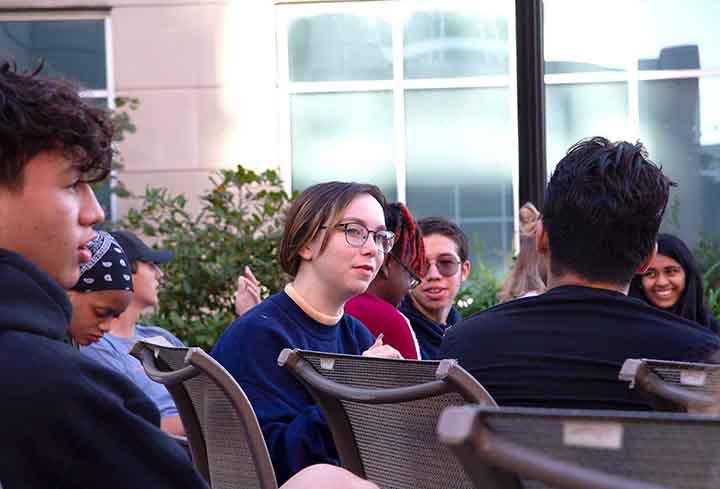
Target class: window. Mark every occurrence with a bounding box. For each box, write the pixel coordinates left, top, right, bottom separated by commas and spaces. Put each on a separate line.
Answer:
277, 1, 518, 269
0, 11, 116, 218
544, 0, 720, 243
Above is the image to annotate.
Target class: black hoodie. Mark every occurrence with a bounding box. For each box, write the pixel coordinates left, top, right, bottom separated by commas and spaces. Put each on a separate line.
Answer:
0, 249, 207, 489
399, 294, 462, 360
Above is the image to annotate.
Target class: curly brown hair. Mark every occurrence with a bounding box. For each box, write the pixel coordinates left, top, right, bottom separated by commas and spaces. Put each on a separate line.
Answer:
0, 59, 114, 189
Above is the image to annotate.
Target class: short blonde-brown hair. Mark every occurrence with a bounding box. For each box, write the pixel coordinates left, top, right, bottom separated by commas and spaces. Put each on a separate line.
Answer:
279, 182, 387, 277
497, 202, 546, 302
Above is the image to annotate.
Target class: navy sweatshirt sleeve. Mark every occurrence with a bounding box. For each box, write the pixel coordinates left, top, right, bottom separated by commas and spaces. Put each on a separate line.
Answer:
211, 293, 374, 484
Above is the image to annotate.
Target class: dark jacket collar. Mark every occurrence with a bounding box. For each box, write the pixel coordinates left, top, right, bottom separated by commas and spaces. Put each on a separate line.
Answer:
399, 294, 462, 359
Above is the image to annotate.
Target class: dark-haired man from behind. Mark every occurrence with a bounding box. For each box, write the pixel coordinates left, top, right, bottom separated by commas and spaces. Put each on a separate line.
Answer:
441, 137, 720, 410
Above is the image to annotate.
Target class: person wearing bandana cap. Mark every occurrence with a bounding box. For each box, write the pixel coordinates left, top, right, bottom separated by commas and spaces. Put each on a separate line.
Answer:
82, 229, 186, 436
67, 231, 134, 347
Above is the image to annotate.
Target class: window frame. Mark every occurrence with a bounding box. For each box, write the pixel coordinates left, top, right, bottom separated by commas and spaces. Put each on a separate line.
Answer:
276, 0, 520, 256
0, 9, 117, 219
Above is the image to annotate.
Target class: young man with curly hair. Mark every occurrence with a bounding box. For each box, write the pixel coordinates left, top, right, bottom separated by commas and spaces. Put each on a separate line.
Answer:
0, 60, 378, 489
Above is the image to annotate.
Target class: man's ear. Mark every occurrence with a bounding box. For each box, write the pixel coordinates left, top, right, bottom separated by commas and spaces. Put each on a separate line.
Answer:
536, 219, 549, 255
460, 260, 471, 283
637, 241, 658, 274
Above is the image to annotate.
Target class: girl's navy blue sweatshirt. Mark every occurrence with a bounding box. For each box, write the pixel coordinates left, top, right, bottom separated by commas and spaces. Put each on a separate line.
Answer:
0, 248, 207, 489
211, 291, 375, 484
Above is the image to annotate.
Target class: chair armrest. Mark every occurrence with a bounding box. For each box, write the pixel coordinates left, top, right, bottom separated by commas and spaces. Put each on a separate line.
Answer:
130, 343, 199, 385
620, 360, 720, 413
437, 359, 498, 407
278, 349, 452, 403
438, 407, 671, 489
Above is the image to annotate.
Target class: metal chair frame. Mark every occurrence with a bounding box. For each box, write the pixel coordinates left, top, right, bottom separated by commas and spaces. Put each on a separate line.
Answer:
619, 358, 720, 413
278, 348, 496, 482
437, 405, 707, 489
131, 341, 278, 489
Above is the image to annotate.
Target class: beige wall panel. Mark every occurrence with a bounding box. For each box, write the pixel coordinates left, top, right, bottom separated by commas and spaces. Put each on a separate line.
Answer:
196, 85, 280, 173
117, 169, 215, 217
110, 0, 220, 5
113, 3, 226, 89
2, 1, 110, 7
116, 88, 200, 172
198, 0, 279, 172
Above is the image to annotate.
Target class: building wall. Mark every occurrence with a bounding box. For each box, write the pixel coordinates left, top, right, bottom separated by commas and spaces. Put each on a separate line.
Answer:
6, 0, 281, 217
111, 0, 280, 216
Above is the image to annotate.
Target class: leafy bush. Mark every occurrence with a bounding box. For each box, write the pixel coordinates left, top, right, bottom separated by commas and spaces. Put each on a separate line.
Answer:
108, 96, 140, 198
119, 166, 293, 350
694, 237, 720, 318
455, 258, 501, 318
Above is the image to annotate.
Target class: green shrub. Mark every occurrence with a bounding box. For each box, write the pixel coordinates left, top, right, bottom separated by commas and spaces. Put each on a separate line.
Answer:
695, 237, 720, 318
455, 258, 501, 318
119, 165, 293, 350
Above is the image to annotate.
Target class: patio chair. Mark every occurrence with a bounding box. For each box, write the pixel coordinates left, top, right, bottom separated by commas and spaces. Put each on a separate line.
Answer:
618, 358, 720, 414
130, 341, 278, 489
438, 405, 720, 489
277, 349, 496, 489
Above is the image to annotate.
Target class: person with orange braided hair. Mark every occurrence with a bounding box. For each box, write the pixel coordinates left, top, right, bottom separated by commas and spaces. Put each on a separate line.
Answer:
345, 202, 426, 359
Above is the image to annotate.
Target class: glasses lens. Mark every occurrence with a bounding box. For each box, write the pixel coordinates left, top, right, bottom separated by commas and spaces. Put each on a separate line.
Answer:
375, 231, 395, 253
437, 259, 460, 276
344, 223, 367, 247
424, 259, 460, 277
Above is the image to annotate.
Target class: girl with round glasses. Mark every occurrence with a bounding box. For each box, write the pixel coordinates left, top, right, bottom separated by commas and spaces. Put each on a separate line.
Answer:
212, 181, 401, 485
630, 233, 719, 333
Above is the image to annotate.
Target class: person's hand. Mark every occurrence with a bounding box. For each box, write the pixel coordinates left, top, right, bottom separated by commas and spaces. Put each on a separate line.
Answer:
234, 266, 262, 316
362, 333, 403, 359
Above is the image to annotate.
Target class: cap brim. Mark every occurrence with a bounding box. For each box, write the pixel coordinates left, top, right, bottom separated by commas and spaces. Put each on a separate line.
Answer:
144, 249, 175, 264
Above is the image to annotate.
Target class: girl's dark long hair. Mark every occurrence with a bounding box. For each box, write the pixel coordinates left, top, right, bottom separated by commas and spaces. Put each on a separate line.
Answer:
630, 233, 716, 332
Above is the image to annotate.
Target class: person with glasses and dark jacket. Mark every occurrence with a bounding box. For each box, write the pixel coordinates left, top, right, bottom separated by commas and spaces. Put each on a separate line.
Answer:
399, 217, 471, 359
345, 202, 426, 359
212, 182, 402, 485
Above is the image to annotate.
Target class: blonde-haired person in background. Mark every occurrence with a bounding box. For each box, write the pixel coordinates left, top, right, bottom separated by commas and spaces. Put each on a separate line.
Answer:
497, 202, 547, 303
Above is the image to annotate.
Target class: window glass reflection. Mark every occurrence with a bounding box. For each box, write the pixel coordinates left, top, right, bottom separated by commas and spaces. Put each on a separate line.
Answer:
543, 0, 631, 73
290, 92, 396, 200
405, 88, 513, 268
545, 83, 629, 173
640, 78, 720, 242
288, 14, 392, 82
636, 0, 720, 71
404, 8, 509, 79
0, 20, 106, 89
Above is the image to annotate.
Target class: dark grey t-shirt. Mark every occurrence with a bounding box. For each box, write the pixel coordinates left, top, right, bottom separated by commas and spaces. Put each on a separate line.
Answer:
440, 285, 720, 410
